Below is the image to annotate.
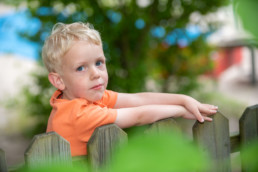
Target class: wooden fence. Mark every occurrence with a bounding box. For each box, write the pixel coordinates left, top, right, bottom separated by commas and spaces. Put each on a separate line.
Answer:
0, 104, 258, 172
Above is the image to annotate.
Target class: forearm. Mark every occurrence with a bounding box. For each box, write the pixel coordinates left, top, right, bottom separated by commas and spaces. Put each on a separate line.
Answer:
115, 92, 190, 108
115, 105, 186, 128
134, 92, 189, 105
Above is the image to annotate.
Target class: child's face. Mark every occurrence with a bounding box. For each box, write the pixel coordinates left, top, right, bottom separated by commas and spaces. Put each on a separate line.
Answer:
59, 41, 108, 102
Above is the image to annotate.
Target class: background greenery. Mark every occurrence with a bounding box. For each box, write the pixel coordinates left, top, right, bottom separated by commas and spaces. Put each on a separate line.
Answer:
3, 0, 258, 171
4, 0, 231, 136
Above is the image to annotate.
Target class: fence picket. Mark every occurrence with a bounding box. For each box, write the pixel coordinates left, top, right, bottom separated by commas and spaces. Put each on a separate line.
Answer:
87, 124, 127, 171
145, 117, 180, 134
0, 149, 7, 172
239, 104, 258, 146
24, 132, 72, 169
239, 104, 258, 172
193, 112, 231, 172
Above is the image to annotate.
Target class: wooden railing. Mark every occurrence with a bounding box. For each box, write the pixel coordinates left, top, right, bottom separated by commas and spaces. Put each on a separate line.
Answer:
0, 104, 258, 172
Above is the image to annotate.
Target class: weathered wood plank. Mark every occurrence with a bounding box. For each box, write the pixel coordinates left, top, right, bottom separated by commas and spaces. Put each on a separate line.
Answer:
239, 104, 258, 146
193, 111, 231, 172
239, 104, 258, 172
145, 117, 180, 135
230, 133, 240, 153
0, 149, 7, 172
87, 124, 127, 171
24, 132, 72, 169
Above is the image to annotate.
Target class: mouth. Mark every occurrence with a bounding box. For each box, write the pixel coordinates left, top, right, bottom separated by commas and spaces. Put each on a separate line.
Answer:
91, 84, 104, 90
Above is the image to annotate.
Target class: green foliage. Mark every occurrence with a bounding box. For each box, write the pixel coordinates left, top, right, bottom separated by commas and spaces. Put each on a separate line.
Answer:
233, 0, 258, 41
240, 140, 258, 172
11, 0, 228, 136
108, 132, 210, 172
17, 164, 89, 172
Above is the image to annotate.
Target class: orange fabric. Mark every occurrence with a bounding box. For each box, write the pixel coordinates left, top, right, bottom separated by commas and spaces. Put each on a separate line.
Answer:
46, 90, 118, 156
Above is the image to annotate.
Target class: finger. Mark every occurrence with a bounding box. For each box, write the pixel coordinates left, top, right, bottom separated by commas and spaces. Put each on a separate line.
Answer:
186, 104, 204, 122
200, 104, 218, 114
193, 110, 204, 122
202, 111, 217, 118
203, 116, 213, 122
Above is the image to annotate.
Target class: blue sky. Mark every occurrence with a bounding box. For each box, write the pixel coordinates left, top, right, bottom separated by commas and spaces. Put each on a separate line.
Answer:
0, 9, 41, 60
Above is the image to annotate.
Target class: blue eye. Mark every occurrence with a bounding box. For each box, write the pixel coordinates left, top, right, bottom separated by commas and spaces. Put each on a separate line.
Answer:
76, 66, 84, 71
96, 61, 103, 66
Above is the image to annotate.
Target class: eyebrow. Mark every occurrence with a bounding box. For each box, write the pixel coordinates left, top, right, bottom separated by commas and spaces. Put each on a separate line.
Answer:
96, 56, 106, 60
74, 56, 105, 67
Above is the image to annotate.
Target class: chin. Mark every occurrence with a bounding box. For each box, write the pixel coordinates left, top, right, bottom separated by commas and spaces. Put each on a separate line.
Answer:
87, 93, 104, 102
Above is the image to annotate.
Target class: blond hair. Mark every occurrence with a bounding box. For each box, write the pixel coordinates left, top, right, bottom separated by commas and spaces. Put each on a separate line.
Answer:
42, 22, 102, 73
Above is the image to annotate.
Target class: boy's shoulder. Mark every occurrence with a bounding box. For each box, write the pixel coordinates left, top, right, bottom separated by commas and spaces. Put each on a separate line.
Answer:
92, 90, 118, 108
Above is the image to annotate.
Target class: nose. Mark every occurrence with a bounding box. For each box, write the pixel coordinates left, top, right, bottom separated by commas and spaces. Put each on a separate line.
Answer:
90, 66, 100, 80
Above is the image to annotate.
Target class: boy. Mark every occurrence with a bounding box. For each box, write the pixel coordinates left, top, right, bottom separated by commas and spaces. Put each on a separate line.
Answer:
42, 22, 218, 156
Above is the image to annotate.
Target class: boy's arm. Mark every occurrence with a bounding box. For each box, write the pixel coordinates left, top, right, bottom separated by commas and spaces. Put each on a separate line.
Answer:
114, 105, 214, 129
114, 92, 218, 122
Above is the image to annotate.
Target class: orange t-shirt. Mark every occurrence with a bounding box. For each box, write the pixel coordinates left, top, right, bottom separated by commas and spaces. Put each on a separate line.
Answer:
46, 89, 118, 156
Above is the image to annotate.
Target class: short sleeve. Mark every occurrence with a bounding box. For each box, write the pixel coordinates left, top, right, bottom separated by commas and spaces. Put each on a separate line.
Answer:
75, 104, 117, 142
100, 90, 118, 108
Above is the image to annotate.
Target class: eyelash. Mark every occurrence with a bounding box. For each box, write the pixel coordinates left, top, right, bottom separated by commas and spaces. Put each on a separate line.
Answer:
76, 66, 85, 71
96, 60, 104, 66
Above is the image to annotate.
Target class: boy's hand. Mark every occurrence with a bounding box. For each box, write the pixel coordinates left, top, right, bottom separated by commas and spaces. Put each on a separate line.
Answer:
182, 96, 218, 122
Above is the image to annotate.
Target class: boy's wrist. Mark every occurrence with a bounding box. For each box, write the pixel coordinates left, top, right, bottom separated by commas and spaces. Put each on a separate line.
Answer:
175, 105, 188, 118
178, 94, 191, 106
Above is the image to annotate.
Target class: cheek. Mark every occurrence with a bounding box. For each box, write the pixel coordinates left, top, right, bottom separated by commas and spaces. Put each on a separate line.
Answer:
65, 77, 85, 92
104, 71, 108, 83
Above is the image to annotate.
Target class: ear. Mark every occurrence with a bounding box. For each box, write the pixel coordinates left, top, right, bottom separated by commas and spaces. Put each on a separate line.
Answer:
48, 72, 65, 90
